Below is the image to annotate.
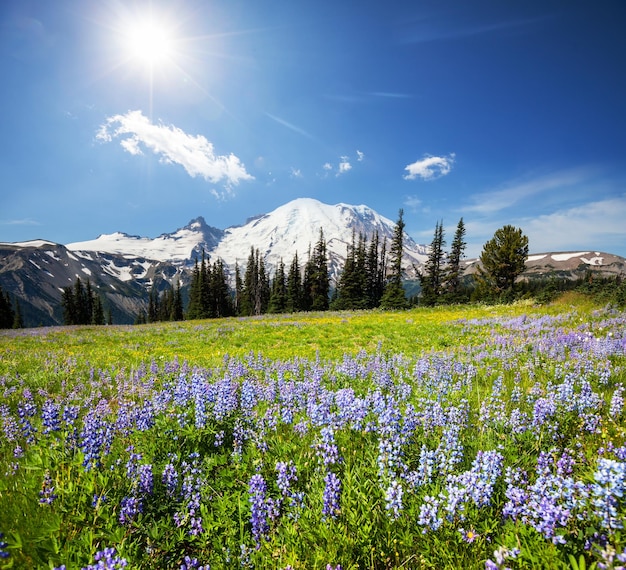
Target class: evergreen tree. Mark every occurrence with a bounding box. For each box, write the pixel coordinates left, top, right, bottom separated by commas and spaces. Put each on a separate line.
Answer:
380, 209, 408, 309
333, 231, 368, 309
61, 277, 106, 325
419, 220, 446, 306
365, 231, 383, 308
257, 253, 271, 315
443, 217, 467, 302
241, 247, 258, 316
172, 280, 184, 321
0, 287, 15, 329
286, 252, 302, 313
211, 259, 233, 318
186, 259, 203, 320
268, 259, 287, 313
304, 229, 329, 311
476, 225, 529, 299
12, 298, 23, 329
148, 283, 160, 323
234, 263, 243, 316
92, 295, 105, 325
199, 252, 211, 319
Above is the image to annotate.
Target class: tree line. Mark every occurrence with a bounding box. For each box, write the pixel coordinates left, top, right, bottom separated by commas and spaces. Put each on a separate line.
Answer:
0, 285, 23, 329
143, 210, 536, 324
61, 277, 110, 325
25, 208, 621, 329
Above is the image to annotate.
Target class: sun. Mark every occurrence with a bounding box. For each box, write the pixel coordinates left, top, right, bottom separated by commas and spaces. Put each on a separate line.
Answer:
121, 13, 176, 70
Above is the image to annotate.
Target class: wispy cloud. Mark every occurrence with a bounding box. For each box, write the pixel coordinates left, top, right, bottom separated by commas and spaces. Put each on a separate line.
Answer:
290, 167, 303, 179
521, 194, 626, 253
265, 112, 316, 140
0, 218, 40, 226
403, 195, 423, 212
402, 16, 544, 44
356, 150, 365, 162
464, 168, 598, 215
96, 110, 253, 190
404, 153, 455, 181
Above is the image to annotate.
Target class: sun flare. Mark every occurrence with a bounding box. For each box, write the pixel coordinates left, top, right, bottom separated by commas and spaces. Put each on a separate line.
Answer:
123, 15, 175, 69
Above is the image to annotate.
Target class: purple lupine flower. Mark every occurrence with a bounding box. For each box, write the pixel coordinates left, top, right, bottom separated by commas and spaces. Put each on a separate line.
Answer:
385, 479, 403, 519
41, 400, 61, 434
248, 473, 269, 547
322, 470, 341, 520
179, 555, 210, 570
162, 462, 178, 497
137, 464, 154, 495
119, 496, 143, 525
592, 458, 626, 531
610, 385, 624, 419
39, 471, 58, 504
82, 547, 128, 569
79, 410, 113, 471
417, 495, 442, 533
0, 532, 10, 559
276, 461, 297, 497
315, 427, 341, 468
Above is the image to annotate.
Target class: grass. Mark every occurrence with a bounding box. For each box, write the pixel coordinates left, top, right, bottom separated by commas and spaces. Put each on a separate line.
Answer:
0, 300, 581, 375
1, 294, 625, 569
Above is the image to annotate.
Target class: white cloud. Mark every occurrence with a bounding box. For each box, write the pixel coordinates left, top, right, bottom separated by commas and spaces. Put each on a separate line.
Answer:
521, 194, 626, 253
337, 156, 352, 176
290, 167, 303, 179
356, 150, 364, 162
97, 110, 253, 189
403, 195, 423, 211
322, 162, 333, 171
464, 168, 596, 215
404, 153, 455, 181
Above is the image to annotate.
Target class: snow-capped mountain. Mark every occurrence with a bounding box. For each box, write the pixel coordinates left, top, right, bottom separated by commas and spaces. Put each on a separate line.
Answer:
212, 198, 429, 279
66, 198, 429, 279
67, 217, 223, 263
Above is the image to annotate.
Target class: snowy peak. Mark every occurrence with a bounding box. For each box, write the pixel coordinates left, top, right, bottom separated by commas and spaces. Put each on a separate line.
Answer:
212, 198, 429, 278
66, 219, 223, 263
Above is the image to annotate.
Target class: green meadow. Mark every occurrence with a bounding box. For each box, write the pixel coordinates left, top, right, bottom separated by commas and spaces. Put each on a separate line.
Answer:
1, 294, 625, 569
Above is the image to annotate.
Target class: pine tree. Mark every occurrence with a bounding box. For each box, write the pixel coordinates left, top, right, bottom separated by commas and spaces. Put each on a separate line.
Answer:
199, 252, 211, 319
286, 253, 302, 313
186, 259, 203, 320
304, 229, 329, 311
476, 225, 529, 300
12, 298, 23, 329
172, 280, 184, 321
268, 259, 287, 313
211, 259, 233, 318
419, 220, 446, 306
380, 209, 408, 309
61, 286, 77, 325
234, 263, 243, 316
148, 283, 160, 323
334, 231, 368, 309
0, 287, 15, 329
365, 231, 386, 308
443, 218, 467, 302
92, 295, 105, 325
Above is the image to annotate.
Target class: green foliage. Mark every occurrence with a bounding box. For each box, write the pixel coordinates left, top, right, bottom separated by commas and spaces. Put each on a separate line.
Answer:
1, 300, 625, 568
418, 220, 446, 306
476, 225, 529, 301
61, 278, 107, 326
380, 209, 408, 310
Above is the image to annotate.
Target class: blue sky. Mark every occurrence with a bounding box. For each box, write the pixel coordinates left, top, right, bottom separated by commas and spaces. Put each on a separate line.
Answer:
1, 0, 625, 258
